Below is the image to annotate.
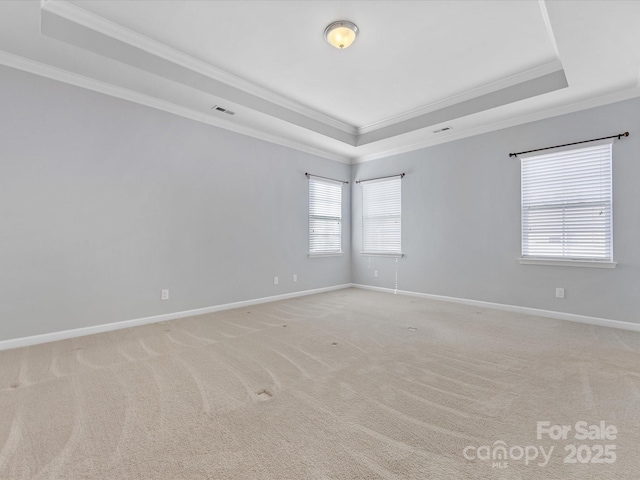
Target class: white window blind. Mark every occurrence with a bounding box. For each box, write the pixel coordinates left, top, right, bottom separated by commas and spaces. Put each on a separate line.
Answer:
521, 141, 613, 262
362, 177, 402, 255
309, 177, 342, 254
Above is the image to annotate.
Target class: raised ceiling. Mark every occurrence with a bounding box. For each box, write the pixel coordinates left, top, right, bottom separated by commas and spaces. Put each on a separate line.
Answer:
66, 0, 560, 128
1, 1, 640, 163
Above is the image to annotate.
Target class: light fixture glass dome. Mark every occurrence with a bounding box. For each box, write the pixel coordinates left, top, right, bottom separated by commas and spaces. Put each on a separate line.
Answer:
324, 21, 359, 50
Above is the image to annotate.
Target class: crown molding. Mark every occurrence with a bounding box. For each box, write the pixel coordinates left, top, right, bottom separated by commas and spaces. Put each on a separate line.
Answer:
4, 45, 636, 166
357, 60, 564, 135
8, 3, 639, 165
4, 44, 636, 166
0, 49, 352, 164
353, 86, 640, 163
40, 0, 357, 137
35, 0, 577, 153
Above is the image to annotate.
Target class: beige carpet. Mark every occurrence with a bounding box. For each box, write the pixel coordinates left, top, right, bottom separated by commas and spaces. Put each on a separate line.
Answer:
0, 288, 639, 479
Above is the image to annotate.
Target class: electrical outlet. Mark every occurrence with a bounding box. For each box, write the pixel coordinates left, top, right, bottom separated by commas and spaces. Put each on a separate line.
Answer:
293, 274, 297, 283
161, 289, 169, 300
374, 270, 379, 278
274, 276, 279, 285
556, 288, 565, 299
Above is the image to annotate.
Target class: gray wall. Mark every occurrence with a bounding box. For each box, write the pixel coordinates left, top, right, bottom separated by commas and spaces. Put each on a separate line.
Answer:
352, 98, 640, 324
2, 65, 639, 343
0, 67, 351, 341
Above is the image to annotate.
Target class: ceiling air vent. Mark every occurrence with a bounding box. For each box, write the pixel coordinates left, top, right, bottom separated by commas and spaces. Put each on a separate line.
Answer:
433, 126, 452, 133
212, 105, 235, 116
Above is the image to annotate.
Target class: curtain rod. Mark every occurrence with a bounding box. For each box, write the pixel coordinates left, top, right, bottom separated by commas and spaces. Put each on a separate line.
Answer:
509, 132, 629, 158
305, 173, 348, 184
355, 173, 405, 184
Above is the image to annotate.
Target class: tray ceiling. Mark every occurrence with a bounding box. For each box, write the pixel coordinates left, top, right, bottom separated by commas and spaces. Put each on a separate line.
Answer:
1, 1, 640, 162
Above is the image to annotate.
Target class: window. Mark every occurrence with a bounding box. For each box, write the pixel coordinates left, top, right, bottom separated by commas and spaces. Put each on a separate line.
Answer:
309, 177, 342, 255
362, 176, 402, 255
521, 141, 613, 264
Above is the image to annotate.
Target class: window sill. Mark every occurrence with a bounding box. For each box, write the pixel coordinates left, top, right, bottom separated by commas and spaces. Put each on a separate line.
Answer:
518, 258, 617, 269
308, 252, 343, 258
361, 252, 404, 258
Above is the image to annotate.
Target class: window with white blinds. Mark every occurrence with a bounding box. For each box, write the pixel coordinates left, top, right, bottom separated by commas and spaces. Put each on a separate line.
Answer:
362, 177, 402, 255
309, 177, 342, 255
521, 141, 613, 262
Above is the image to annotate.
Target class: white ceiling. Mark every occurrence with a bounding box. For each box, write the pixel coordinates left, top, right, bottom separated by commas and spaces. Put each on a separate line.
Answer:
1, 1, 640, 163
65, 0, 559, 127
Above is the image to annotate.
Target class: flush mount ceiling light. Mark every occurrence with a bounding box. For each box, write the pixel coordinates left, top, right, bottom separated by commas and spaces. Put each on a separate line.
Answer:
324, 21, 359, 50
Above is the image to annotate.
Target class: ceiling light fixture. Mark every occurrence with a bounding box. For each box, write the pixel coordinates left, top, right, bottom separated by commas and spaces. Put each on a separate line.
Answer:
324, 21, 359, 50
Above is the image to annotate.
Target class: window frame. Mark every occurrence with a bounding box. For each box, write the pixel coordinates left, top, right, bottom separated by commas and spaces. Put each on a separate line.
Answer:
361, 176, 403, 257
308, 176, 343, 257
519, 140, 616, 268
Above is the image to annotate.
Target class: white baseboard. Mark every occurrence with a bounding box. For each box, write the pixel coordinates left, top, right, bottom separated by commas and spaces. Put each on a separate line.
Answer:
5, 282, 636, 351
352, 284, 640, 332
0, 284, 353, 351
